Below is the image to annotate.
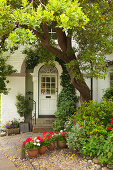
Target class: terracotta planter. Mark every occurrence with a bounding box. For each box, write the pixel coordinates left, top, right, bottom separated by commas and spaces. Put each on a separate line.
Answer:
27, 148, 38, 158
39, 146, 46, 154
6, 128, 20, 136
57, 140, 66, 148
47, 142, 55, 151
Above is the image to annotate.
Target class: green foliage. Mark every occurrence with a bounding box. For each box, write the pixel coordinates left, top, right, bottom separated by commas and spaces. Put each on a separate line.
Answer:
81, 134, 113, 165
0, 55, 16, 94
66, 123, 86, 150
15, 94, 31, 121
25, 141, 37, 150
103, 86, 113, 100
72, 99, 113, 136
52, 119, 65, 132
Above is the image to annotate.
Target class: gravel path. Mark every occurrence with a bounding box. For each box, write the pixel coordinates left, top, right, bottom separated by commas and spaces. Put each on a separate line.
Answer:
0, 132, 110, 170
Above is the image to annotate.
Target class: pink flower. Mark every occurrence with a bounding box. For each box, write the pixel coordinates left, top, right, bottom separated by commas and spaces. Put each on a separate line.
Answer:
87, 136, 90, 138
49, 131, 54, 135
110, 120, 113, 123
47, 135, 51, 139
108, 127, 112, 130
23, 141, 27, 145
43, 131, 48, 135
40, 138, 43, 143
61, 132, 66, 136
26, 138, 32, 142
9, 122, 12, 125
37, 136, 41, 140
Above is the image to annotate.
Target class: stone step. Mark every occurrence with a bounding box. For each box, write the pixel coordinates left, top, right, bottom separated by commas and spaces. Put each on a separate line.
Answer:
33, 127, 53, 133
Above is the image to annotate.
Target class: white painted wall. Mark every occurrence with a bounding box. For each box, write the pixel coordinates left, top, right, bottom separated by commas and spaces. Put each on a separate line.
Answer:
1, 77, 25, 127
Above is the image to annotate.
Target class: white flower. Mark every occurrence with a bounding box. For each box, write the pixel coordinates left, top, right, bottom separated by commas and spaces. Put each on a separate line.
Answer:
37, 143, 40, 146
60, 130, 63, 133
33, 143, 37, 145
36, 139, 40, 142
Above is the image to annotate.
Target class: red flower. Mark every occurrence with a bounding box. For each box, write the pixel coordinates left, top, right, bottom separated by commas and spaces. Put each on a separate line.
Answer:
80, 125, 83, 127
61, 132, 66, 136
108, 127, 113, 130
26, 138, 32, 142
40, 138, 43, 143
110, 120, 113, 123
43, 131, 48, 135
87, 136, 90, 138
73, 122, 76, 125
55, 132, 57, 134
23, 141, 27, 145
49, 130, 54, 135
47, 135, 51, 139
37, 136, 41, 140
112, 118, 113, 120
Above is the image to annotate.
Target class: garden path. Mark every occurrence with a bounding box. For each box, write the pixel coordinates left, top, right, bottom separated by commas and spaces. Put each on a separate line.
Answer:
0, 132, 109, 170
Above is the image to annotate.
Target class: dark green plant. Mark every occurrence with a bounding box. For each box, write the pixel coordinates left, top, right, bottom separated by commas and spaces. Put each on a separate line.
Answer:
66, 123, 86, 150
52, 120, 65, 132
15, 94, 31, 122
103, 86, 113, 100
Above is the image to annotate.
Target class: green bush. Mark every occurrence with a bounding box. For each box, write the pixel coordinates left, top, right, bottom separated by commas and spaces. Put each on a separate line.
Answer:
103, 86, 113, 100
15, 94, 31, 122
52, 119, 65, 132
66, 123, 86, 150
72, 99, 113, 136
81, 134, 113, 165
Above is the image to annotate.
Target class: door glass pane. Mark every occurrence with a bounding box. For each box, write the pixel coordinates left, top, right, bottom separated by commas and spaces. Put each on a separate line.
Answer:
51, 83, 55, 88
41, 83, 45, 88
46, 89, 50, 94
41, 89, 46, 94
46, 83, 50, 88
41, 77, 45, 83
51, 77, 55, 82
51, 88, 55, 94
46, 77, 50, 82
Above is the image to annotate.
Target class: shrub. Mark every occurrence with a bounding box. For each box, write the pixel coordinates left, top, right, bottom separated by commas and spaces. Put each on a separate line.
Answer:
52, 119, 65, 132
66, 123, 86, 150
81, 134, 113, 165
103, 86, 113, 100
72, 99, 113, 136
15, 94, 31, 122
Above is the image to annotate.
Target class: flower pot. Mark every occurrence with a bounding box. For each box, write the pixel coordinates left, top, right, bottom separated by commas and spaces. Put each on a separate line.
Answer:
27, 148, 38, 158
39, 146, 46, 154
6, 128, 20, 136
57, 140, 66, 148
47, 142, 55, 151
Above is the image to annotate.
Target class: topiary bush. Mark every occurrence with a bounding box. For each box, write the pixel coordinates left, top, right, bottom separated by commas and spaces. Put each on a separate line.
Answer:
103, 86, 113, 100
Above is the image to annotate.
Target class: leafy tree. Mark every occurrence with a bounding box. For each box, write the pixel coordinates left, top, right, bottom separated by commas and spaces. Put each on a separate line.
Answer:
0, 0, 113, 101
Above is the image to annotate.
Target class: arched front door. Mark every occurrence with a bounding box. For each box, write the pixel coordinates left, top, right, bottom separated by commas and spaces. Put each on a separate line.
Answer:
38, 65, 58, 117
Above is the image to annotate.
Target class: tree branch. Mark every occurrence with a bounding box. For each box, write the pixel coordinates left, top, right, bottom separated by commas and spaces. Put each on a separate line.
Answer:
52, 22, 67, 52
42, 23, 50, 41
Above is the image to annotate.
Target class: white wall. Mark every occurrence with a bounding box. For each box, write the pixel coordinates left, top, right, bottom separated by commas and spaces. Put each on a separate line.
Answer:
1, 77, 25, 127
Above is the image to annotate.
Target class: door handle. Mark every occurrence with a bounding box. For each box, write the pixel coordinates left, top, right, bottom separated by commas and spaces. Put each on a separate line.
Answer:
46, 96, 51, 98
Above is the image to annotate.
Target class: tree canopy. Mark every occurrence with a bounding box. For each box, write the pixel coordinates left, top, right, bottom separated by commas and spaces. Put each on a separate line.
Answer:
0, 0, 113, 100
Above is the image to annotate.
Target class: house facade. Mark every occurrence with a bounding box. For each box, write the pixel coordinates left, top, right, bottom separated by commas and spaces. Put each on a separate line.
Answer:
1, 46, 113, 127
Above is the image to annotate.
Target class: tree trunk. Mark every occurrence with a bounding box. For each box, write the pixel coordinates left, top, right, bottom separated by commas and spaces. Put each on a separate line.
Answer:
68, 69, 91, 102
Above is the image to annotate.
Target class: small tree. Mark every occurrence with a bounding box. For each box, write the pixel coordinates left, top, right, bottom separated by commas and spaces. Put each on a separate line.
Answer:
15, 94, 31, 122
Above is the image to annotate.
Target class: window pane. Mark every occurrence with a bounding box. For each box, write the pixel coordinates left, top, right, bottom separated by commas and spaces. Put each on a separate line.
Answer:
41, 83, 45, 88
46, 77, 50, 82
41, 89, 46, 94
41, 77, 45, 83
51, 89, 55, 94
51, 83, 55, 88
46, 83, 50, 88
46, 89, 50, 94
51, 77, 55, 82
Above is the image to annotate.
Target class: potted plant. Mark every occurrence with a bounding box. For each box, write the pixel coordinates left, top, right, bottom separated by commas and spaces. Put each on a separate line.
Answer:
43, 131, 57, 151
16, 94, 31, 133
5, 118, 20, 135
23, 137, 40, 158
56, 130, 67, 148
36, 136, 47, 154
